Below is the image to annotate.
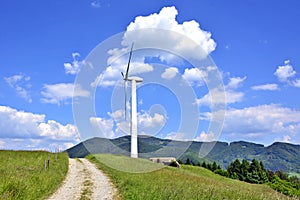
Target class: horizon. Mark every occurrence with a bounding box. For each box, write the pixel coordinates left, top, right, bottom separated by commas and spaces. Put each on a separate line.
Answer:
1, 1, 300, 151
72, 134, 300, 149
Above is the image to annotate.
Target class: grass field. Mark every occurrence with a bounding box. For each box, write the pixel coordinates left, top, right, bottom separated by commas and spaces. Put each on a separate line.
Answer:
0, 150, 69, 200
88, 154, 296, 200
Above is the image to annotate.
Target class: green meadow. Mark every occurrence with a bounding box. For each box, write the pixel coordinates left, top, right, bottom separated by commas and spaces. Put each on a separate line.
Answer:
0, 150, 68, 200
88, 154, 296, 200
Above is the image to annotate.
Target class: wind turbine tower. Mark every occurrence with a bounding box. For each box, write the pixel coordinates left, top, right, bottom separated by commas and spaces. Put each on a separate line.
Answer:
121, 43, 143, 158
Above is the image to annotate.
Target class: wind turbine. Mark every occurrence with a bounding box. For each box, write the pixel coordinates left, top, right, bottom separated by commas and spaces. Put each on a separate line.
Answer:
121, 43, 143, 158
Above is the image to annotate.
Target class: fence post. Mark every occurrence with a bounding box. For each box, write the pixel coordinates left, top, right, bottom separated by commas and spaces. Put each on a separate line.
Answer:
44, 159, 47, 171
55, 148, 58, 161
47, 155, 50, 169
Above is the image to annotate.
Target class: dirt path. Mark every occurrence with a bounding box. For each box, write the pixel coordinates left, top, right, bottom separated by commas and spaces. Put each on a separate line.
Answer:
48, 158, 117, 200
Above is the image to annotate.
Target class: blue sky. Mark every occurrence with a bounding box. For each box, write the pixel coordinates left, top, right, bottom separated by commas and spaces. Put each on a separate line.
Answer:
1, 0, 300, 150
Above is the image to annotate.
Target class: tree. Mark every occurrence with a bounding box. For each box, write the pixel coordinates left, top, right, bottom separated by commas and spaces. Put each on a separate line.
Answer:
227, 159, 241, 180
275, 170, 288, 181
212, 161, 218, 172
246, 159, 268, 184
201, 161, 207, 168
185, 158, 191, 165
240, 159, 250, 181
206, 163, 212, 171
266, 169, 275, 181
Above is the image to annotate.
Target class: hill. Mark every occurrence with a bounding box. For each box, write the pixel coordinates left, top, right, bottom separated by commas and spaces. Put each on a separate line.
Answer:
87, 154, 291, 199
66, 135, 300, 174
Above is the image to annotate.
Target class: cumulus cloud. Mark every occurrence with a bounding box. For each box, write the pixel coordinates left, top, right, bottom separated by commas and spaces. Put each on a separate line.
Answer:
196, 76, 246, 106
38, 120, 79, 140
292, 79, 300, 87
161, 67, 178, 80
194, 131, 217, 142
90, 117, 115, 138
201, 104, 300, 144
251, 83, 279, 91
196, 89, 243, 106
182, 67, 207, 86
226, 76, 247, 89
91, 60, 153, 87
124, 6, 216, 59
0, 105, 80, 150
93, 6, 217, 88
64, 52, 83, 75
4, 74, 32, 103
89, 109, 166, 138
138, 112, 165, 128
274, 60, 296, 82
41, 83, 90, 105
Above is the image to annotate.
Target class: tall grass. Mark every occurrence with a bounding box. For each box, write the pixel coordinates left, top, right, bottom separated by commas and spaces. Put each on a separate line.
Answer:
0, 150, 68, 200
88, 154, 296, 200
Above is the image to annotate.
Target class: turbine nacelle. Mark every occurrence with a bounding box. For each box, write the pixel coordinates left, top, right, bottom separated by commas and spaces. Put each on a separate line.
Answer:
126, 76, 143, 82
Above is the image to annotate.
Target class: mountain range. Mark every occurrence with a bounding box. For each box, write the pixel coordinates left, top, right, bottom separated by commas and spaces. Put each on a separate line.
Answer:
66, 135, 300, 174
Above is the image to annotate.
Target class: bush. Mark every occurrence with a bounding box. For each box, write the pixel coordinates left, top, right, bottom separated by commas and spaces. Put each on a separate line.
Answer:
268, 175, 300, 198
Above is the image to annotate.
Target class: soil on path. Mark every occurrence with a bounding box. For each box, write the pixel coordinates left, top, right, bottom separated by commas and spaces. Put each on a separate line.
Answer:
48, 158, 117, 200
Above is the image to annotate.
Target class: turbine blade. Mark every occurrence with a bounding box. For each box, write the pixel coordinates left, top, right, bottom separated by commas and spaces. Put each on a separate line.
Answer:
125, 43, 134, 80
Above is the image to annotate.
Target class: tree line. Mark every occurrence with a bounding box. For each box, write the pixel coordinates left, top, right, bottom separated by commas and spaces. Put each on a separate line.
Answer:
175, 158, 300, 198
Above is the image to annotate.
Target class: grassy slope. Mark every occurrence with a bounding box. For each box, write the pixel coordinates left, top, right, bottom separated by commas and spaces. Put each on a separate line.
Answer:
88, 154, 295, 200
0, 150, 68, 200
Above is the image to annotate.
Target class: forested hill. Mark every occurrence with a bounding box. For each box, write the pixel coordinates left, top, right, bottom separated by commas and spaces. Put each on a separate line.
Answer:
66, 135, 300, 174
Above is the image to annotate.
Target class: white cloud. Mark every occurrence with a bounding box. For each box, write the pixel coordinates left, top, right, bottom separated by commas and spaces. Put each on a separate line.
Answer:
0, 105, 80, 149
201, 104, 300, 144
196, 76, 246, 106
226, 76, 247, 89
251, 83, 279, 91
4, 74, 32, 103
92, 6, 217, 88
0, 105, 43, 138
194, 131, 217, 142
90, 0, 109, 8
164, 132, 187, 141
182, 67, 207, 86
90, 117, 115, 138
274, 60, 296, 82
138, 112, 165, 128
124, 6, 216, 60
161, 67, 178, 80
196, 88, 243, 106
38, 120, 79, 140
91, 0, 101, 8
64, 52, 83, 75
292, 79, 300, 87
41, 83, 90, 105
90, 109, 166, 138
91, 61, 153, 88
129, 62, 153, 75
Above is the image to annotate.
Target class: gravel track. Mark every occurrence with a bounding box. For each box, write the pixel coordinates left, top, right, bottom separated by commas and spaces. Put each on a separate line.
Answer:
48, 158, 117, 200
